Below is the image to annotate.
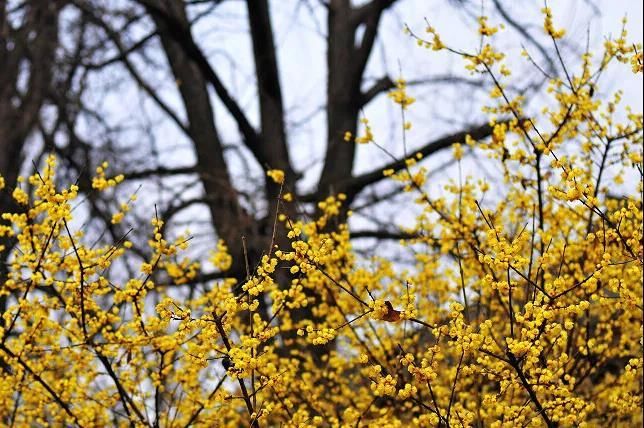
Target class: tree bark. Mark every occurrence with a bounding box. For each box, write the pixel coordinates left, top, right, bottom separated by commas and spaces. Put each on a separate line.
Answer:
150, 0, 259, 279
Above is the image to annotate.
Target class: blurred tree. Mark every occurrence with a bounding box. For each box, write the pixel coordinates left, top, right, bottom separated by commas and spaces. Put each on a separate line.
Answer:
0, 0, 576, 318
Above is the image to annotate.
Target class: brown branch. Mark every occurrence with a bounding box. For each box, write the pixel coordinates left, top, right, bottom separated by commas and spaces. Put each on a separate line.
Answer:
341, 122, 498, 200
136, 0, 266, 167
351, 0, 396, 80
182, 373, 228, 427
63, 219, 88, 340
359, 76, 394, 106
122, 165, 197, 180
350, 229, 419, 240
246, 0, 295, 183
507, 352, 557, 428
491, 0, 557, 75
83, 31, 157, 70
95, 353, 149, 425
359, 75, 487, 107
351, 0, 398, 27
212, 313, 259, 427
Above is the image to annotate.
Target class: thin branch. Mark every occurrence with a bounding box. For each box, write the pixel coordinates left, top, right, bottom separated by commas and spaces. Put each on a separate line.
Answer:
341, 122, 498, 199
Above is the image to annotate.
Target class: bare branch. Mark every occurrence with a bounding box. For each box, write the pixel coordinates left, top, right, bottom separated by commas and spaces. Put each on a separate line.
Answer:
312, 122, 497, 201
360, 74, 488, 107
123, 165, 197, 180
77, 2, 191, 137
136, 0, 266, 167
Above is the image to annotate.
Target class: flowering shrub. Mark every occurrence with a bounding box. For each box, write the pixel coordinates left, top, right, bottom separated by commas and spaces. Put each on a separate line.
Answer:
0, 10, 642, 428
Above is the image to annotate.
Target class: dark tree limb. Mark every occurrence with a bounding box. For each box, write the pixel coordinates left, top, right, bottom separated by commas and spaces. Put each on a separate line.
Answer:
84, 31, 157, 70
360, 76, 395, 107
344, 122, 497, 198
359, 75, 488, 107
142, 0, 262, 281
123, 165, 197, 180
136, 0, 267, 168
352, 0, 398, 80
491, 0, 557, 75
350, 0, 398, 28
246, 0, 294, 182
0, 0, 63, 315
350, 229, 420, 240
76, 2, 191, 138
319, 0, 399, 202
303, 122, 497, 202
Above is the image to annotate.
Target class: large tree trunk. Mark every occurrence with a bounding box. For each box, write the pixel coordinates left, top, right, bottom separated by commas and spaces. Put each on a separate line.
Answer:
320, 0, 394, 209
319, 0, 361, 197
150, 1, 261, 280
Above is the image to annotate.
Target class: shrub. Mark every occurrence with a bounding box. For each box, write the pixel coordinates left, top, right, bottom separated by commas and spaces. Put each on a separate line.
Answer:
0, 9, 642, 427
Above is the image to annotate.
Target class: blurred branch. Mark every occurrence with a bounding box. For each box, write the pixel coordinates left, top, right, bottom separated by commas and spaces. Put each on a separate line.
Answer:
77, 1, 191, 137
123, 165, 197, 180
246, 0, 295, 181
491, 0, 556, 75
352, 0, 398, 83
360, 75, 487, 107
344, 122, 499, 199
136, 0, 266, 167
83, 31, 157, 70
302, 122, 497, 202
351, 0, 398, 27
350, 229, 419, 240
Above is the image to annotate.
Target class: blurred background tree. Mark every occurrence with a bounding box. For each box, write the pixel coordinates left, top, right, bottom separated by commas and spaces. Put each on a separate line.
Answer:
0, 0, 636, 314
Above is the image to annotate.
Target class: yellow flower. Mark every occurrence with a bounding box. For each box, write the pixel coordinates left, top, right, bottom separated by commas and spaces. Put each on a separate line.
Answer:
388, 79, 416, 109
453, 143, 464, 160
267, 169, 285, 184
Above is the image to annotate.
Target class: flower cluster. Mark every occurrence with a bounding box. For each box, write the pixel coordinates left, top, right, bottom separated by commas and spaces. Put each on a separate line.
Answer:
0, 9, 641, 428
